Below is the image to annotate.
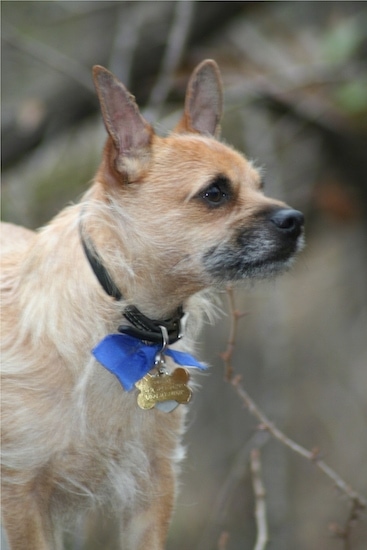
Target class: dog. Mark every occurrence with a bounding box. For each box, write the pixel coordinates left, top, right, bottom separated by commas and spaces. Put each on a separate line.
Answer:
0, 59, 304, 549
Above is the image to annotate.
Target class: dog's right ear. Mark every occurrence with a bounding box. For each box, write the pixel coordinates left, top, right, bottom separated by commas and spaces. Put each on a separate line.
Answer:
93, 66, 153, 176
174, 59, 223, 138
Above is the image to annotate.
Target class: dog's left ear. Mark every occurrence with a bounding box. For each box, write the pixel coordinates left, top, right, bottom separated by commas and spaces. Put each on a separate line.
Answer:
174, 59, 223, 138
93, 66, 153, 171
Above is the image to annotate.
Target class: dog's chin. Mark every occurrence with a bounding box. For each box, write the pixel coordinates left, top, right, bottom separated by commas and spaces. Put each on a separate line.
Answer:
203, 235, 305, 284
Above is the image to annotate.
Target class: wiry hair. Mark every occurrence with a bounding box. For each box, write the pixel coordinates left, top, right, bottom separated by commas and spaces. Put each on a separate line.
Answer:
0, 182, 213, 513
1, 60, 303, 549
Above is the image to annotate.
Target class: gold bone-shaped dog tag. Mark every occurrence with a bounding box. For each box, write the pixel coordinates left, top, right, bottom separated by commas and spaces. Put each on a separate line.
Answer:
135, 368, 192, 411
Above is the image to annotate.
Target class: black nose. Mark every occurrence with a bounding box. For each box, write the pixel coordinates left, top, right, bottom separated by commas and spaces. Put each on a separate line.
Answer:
270, 208, 304, 237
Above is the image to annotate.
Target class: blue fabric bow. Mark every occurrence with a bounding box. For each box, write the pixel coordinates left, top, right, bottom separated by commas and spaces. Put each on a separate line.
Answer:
93, 333, 206, 391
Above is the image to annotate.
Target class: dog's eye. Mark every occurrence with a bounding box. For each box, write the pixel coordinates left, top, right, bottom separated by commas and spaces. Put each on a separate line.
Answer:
199, 176, 231, 207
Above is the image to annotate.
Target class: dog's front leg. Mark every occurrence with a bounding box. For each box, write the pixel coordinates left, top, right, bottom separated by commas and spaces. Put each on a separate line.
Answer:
1, 481, 61, 550
119, 458, 176, 550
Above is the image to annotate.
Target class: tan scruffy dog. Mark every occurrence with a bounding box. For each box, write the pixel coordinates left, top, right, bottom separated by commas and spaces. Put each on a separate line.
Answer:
1, 60, 304, 549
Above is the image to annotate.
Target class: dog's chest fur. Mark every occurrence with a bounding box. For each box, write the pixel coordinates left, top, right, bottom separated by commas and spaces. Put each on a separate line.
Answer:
48, 388, 186, 516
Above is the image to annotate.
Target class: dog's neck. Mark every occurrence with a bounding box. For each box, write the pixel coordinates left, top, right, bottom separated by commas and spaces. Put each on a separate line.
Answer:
79, 217, 186, 345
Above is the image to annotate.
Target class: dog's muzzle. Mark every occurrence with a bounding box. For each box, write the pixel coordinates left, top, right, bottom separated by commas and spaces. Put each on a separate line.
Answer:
202, 206, 305, 281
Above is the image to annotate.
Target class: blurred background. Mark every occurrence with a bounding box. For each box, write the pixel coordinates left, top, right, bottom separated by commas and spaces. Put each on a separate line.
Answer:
2, 2, 367, 549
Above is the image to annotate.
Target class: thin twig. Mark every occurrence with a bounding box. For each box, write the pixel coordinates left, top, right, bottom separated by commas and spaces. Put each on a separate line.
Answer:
231, 376, 366, 509
220, 286, 247, 382
250, 449, 268, 550
329, 498, 364, 550
197, 431, 269, 550
220, 286, 236, 381
222, 287, 367, 533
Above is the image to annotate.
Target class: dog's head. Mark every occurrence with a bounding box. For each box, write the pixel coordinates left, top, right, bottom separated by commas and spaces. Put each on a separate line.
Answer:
91, 60, 304, 301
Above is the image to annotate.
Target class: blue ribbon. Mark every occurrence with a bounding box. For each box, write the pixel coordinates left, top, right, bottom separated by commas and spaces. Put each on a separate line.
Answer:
93, 333, 206, 391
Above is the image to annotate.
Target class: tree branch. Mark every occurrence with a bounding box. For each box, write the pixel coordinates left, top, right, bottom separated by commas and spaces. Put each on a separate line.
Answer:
222, 287, 366, 543
250, 449, 268, 550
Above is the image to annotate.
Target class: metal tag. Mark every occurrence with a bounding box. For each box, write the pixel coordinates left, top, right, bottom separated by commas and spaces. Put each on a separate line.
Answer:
135, 368, 192, 411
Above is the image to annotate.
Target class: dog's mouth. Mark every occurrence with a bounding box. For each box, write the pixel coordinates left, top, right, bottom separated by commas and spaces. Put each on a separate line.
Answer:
202, 207, 305, 282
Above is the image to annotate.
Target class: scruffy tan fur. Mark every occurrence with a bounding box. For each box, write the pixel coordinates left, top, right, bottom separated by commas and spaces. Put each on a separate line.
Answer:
1, 60, 304, 549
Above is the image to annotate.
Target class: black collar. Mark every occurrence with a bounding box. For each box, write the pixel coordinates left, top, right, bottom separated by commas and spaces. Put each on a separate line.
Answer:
80, 224, 122, 300
79, 221, 185, 345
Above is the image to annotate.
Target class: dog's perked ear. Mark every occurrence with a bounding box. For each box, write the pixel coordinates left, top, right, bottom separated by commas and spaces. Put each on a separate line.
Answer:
174, 59, 223, 138
92, 66, 153, 171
